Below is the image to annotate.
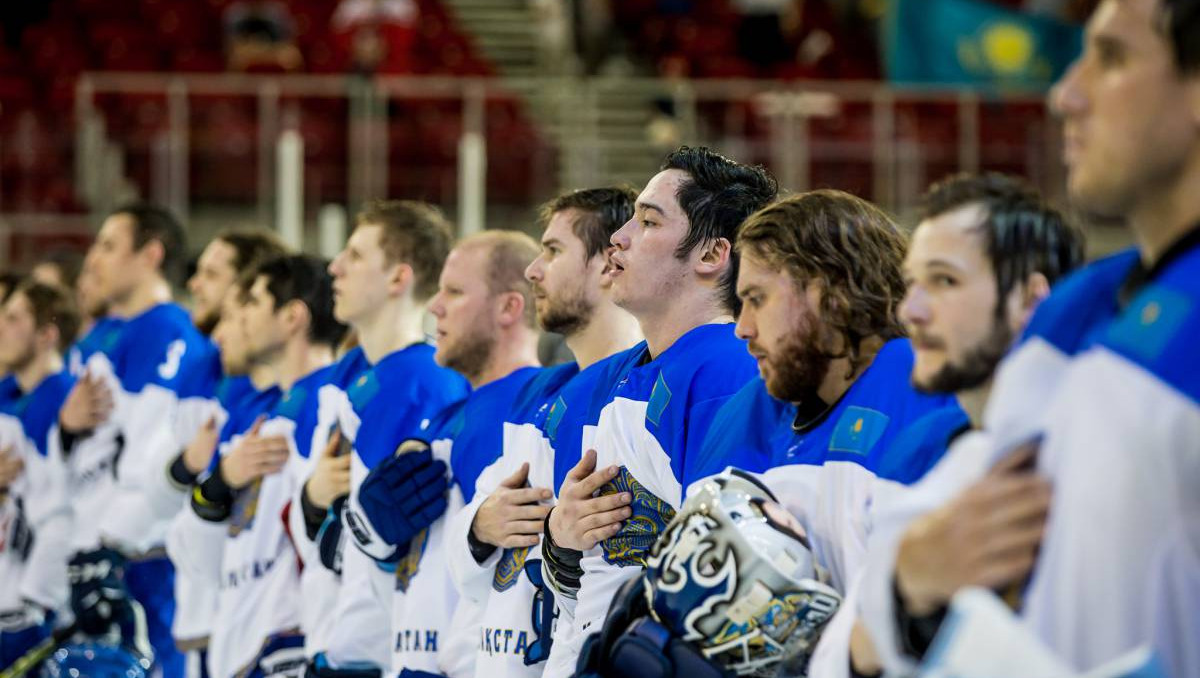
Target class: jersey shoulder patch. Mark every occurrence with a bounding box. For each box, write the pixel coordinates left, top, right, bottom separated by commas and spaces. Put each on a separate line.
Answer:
1100, 244, 1200, 406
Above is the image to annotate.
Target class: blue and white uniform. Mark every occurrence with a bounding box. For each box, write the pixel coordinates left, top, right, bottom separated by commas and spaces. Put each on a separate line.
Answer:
219, 365, 341, 677
67, 317, 124, 378
167, 375, 282, 675
860, 239, 1200, 678
445, 363, 580, 678
287, 347, 370, 660
734, 339, 959, 593
0, 370, 74, 665
326, 343, 469, 674
805, 405, 970, 678
67, 303, 218, 678
552, 323, 758, 678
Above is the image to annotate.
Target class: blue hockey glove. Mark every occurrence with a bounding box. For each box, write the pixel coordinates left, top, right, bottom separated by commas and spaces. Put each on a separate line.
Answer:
356, 441, 449, 549
68, 548, 134, 638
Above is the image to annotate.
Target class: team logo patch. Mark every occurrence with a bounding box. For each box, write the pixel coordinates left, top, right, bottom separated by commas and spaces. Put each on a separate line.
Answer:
395, 528, 430, 592
157, 339, 187, 380
544, 396, 567, 443
275, 386, 307, 421
828, 406, 890, 456
1106, 285, 1192, 363
348, 370, 381, 410
492, 545, 531, 592
646, 372, 672, 427
600, 467, 676, 567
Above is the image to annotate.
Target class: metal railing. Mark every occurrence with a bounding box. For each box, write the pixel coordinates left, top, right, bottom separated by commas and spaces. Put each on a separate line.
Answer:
67, 73, 1059, 238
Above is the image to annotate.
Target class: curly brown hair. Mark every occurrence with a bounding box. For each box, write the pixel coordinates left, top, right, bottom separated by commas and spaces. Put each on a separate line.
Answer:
736, 190, 908, 375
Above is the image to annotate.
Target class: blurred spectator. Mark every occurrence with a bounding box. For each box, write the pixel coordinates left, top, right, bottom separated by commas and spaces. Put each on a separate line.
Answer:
575, 0, 616, 75
733, 0, 792, 69
532, 0, 572, 74
30, 249, 83, 290
224, 0, 304, 72
331, 0, 419, 74
779, 0, 840, 77
647, 55, 689, 151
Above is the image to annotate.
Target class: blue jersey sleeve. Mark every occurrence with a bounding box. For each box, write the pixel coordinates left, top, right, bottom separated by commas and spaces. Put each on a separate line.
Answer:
14, 371, 74, 458
1019, 249, 1139, 357
641, 325, 759, 489
445, 366, 540, 504
873, 406, 971, 485
350, 344, 471, 470
112, 304, 215, 397
688, 377, 787, 483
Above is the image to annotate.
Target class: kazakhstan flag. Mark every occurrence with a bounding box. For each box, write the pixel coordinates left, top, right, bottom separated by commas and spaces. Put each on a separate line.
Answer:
884, 0, 1082, 88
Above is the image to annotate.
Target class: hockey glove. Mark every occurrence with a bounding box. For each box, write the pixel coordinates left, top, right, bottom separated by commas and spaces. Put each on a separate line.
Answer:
355, 441, 449, 552
317, 497, 348, 574
68, 548, 134, 638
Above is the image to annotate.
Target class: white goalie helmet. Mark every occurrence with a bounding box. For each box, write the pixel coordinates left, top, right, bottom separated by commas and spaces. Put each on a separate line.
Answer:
643, 467, 842, 677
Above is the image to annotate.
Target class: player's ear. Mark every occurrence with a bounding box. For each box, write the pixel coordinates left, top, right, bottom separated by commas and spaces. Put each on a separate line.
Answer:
388, 262, 414, 298
36, 323, 61, 354
695, 237, 731, 276
495, 290, 526, 328
282, 299, 312, 337
1010, 272, 1051, 334
1186, 72, 1200, 127
140, 238, 166, 273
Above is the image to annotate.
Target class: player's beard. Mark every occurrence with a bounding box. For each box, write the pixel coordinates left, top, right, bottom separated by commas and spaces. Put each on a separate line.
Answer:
440, 328, 495, 384
914, 316, 1012, 394
537, 285, 594, 337
762, 312, 833, 403
195, 309, 220, 337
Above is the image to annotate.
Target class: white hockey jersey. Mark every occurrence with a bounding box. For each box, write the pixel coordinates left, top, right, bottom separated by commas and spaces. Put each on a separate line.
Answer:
444, 362, 579, 678
325, 343, 469, 675
859, 240, 1200, 678
552, 323, 758, 678
0, 371, 74, 619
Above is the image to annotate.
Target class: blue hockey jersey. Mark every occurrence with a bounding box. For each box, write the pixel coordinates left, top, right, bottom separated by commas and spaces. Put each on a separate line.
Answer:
860, 241, 1200, 677
738, 339, 958, 591
0, 370, 75, 618
556, 323, 758, 677
444, 362, 581, 678
327, 343, 470, 674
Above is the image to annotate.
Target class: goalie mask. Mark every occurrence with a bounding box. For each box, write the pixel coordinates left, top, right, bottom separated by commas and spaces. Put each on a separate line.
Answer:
643, 468, 841, 676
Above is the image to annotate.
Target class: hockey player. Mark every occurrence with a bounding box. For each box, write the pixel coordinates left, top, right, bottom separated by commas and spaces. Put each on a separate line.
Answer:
61, 204, 218, 678
700, 191, 960, 591
173, 254, 346, 678
443, 187, 643, 678
186, 228, 288, 337
308, 202, 470, 675
172, 230, 288, 676
795, 174, 1084, 677
166, 286, 284, 677
540, 147, 776, 677
573, 190, 957, 677
342, 230, 544, 677
0, 282, 79, 668
856, 1, 1200, 676
67, 261, 121, 378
